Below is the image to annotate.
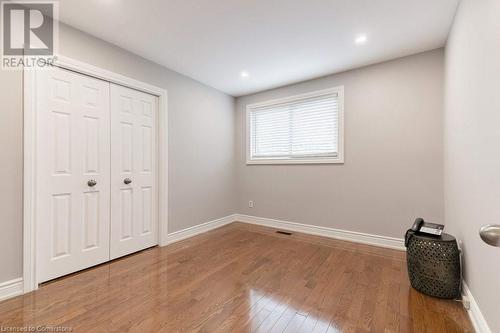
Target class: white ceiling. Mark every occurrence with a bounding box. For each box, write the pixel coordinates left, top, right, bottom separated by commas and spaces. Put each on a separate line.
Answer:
57, 0, 459, 96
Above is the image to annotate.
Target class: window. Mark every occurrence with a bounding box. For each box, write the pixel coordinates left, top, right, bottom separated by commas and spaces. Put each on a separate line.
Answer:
246, 86, 344, 164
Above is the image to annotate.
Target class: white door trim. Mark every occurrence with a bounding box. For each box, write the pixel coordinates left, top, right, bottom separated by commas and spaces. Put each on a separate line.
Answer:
23, 55, 169, 293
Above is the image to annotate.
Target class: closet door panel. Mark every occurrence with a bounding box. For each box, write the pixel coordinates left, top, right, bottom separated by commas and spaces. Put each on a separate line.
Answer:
110, 84, 158, 259
36, 67, 111, 283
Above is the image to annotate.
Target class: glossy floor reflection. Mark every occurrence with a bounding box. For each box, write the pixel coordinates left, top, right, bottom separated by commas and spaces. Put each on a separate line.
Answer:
0, 223, 473, 332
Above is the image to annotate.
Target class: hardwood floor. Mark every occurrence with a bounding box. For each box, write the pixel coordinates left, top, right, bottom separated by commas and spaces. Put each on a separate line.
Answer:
0, 223, 473, 332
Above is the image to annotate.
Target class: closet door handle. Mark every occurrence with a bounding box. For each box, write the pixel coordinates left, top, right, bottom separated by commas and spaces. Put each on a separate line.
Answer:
124, 178, 132, 185
87, 179, 97, 187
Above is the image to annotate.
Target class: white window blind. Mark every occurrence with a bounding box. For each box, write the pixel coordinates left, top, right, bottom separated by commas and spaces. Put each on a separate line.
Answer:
247, 87, 343, 164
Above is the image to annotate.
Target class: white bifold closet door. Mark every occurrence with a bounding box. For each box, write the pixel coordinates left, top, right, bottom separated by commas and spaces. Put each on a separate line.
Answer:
36, 67, 158, 283
110, 84, 158, 260
36, 67, 111, 283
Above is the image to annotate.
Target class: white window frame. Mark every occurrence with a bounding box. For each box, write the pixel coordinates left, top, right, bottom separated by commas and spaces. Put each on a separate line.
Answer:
246, 86, 344, 165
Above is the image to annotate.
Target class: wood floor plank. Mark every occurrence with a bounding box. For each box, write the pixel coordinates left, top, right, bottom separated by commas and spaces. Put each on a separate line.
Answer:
0, 223, 473, 332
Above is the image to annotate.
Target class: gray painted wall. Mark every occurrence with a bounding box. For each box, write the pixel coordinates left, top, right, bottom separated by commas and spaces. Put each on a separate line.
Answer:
235, 49, 445, 238
0, 24, 236, 283
0, 66, 23, 284
444, 0, 500, 331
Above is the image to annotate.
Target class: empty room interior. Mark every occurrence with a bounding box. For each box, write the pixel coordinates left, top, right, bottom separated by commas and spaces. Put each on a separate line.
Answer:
0, 0, 499, 332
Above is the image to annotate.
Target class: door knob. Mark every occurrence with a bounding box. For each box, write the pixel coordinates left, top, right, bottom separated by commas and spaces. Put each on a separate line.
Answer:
124, 178, 132, 185
87, 179, 97, 187
479, 224, 500, 247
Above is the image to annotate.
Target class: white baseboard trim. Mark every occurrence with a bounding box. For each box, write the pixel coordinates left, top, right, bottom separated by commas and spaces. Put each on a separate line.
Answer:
462, 282, 492, 333
0, 278, 23, 302
234, 214, 406, 250
163, 214, 237, 245
162, 213, 406, 251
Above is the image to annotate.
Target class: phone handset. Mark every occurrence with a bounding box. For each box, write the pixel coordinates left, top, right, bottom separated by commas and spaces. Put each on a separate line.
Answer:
411, 217, 424, 232
405, 217, 424, 247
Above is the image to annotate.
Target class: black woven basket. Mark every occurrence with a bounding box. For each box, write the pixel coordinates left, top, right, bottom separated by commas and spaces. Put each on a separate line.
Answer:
406, 232, 461, 299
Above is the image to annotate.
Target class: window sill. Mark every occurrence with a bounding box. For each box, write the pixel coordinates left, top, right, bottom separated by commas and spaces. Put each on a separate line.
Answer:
246, 158, 344, 165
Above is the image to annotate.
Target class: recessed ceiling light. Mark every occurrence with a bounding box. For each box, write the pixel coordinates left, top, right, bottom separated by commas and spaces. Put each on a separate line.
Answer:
355, 35, 367, 45
240, 71, 249, 78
